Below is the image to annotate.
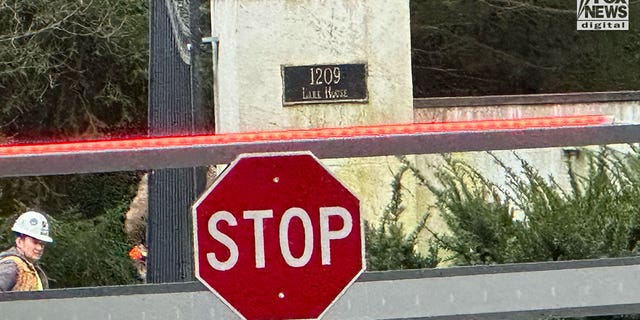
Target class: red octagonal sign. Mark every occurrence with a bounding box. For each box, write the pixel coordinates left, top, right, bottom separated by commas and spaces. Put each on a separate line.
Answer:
193, 152, 364, 320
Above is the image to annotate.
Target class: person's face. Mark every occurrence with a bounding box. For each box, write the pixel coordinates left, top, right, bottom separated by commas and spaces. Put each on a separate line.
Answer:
16, 236, 46, 262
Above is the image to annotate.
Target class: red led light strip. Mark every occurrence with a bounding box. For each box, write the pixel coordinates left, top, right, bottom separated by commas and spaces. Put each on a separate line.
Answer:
0, 114, 612, 156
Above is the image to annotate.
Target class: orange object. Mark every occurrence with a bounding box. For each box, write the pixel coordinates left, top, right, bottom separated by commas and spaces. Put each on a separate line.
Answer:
129, 244, 147, 261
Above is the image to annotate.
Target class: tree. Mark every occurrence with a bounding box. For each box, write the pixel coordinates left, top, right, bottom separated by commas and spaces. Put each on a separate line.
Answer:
0, 0, 148, 141
0, 0, 149, 287
410, 0, 640, 97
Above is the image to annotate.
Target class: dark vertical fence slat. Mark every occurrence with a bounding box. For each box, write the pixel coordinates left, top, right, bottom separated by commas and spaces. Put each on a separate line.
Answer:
147, 0, 204, 283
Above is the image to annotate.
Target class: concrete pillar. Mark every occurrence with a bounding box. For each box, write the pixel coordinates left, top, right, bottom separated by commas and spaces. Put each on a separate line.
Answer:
209, 0, 414, 222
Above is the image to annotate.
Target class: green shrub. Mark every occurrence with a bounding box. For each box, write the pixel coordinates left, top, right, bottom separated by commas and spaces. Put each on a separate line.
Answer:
42, 203, 139, 288
401, 146, 640, 266
365, 162, 439, 271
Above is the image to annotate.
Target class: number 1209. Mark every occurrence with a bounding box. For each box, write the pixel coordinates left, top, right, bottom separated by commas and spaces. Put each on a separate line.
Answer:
309, 67, 341, 85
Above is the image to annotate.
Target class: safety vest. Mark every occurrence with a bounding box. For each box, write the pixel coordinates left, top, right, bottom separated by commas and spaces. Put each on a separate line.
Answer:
0, 255, 44, 291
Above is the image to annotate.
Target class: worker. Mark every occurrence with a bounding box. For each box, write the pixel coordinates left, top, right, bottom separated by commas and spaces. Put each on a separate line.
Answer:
0, 211, 53, 291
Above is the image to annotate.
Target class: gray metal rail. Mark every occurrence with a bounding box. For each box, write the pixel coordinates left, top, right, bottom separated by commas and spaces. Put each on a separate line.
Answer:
2, 256, 640, 319
0, 123, 638, 177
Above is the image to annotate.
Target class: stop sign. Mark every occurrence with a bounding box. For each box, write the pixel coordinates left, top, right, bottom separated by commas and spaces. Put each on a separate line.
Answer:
192, 152, 364, 320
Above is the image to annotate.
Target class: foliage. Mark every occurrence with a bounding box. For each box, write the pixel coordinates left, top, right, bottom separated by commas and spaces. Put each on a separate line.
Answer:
0, 205, 139, 288
0, 172, 142, 288
0, 172, 141, 220
42, 203, 140, 288
403, 155, 517, 265
401, 147, 640, 266
365, 163, 440, 271
0, 0, 148, 141
410, 0, 640, 97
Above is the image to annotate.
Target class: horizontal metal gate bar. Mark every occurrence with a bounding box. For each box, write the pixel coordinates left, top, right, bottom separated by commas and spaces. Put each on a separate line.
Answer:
0, 123, 638, 177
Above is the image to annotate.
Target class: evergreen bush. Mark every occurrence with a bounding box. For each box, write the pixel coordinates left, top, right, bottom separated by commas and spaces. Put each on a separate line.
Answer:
365, 162, 439, 271
397, 146, 640, 266
42, 204, 140, 288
